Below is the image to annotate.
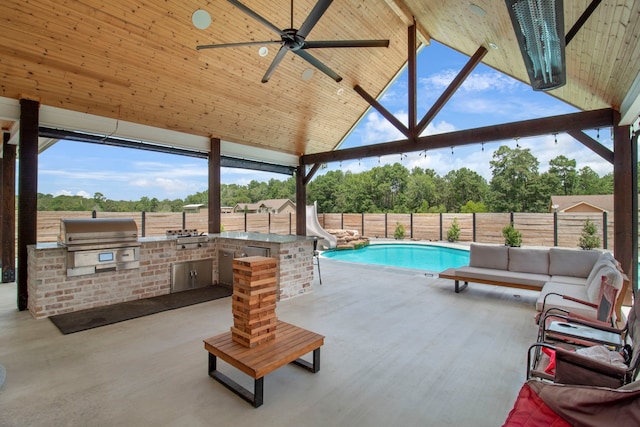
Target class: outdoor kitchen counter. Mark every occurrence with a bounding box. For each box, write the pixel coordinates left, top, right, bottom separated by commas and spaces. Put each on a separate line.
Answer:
214, 232, 316, 300
27, 233, 316, 319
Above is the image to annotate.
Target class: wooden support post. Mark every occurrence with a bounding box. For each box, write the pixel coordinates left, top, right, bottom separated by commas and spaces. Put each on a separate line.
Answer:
209, 138, 221, 233
612, 113, 636, 301
1, 132, 16, 283
17, 99, 39, 311
295, 160, 306, 236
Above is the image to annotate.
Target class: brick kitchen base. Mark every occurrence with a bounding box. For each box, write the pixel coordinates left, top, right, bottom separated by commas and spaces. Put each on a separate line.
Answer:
27, 232, 315, 319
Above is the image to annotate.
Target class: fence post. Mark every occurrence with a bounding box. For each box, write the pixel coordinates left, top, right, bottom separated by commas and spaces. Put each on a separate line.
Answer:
361, 213, 365, 237
182, 211, 186, 229
472, 213, 476, 242
244, 212, 247, 232
289, 212, 292, 235
341, 213, 344, 230
602, 211, 608, 249
510, 211, 514, 224
141, 211, 146, 237
92, 210, 97, 218
553, 212, 558, 246
268, 213, 271, 234
439, 212, 443, 241
385, 213, 388, 238
410, 213, 413, 239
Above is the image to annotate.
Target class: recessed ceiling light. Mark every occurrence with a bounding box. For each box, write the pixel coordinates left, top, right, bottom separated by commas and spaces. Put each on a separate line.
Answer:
470, 4, 487, 17
192, 9, 211, 30
301, 68, 314, 81
336, 88, 345, 96
488, 42, 499, 49
258, 46, 269, 57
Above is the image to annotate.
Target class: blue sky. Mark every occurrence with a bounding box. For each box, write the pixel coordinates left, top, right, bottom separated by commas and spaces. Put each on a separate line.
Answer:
38, 41, 613, 201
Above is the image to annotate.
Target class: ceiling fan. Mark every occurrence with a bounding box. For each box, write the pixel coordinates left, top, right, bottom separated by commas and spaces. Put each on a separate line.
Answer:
196, 0, 390, 83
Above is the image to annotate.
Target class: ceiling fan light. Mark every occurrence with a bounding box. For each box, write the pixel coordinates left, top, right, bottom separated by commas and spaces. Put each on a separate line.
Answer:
258, 46, 269, 57
191, 9, 211, 30
505, 0, 566, 91
301, 68, 315, 81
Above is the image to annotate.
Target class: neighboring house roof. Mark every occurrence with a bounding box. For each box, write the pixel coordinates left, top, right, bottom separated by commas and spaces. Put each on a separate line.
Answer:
260, 199, 295, 211
550, 195, 613, 213
233, 199, 295, 213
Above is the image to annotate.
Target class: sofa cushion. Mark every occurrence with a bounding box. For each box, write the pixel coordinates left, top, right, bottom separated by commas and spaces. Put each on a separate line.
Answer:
469, 243, 509, 270
585, 264, 623, 303
548, 248, 602, 278
455, 266, 549, 289
536, 281, 595, 318
549, 276, 587, 286
508, 247, 549, 275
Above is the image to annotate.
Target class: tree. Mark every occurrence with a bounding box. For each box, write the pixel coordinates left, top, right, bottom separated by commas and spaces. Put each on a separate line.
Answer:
447, 217, 461, 242
548, 155, 577, 195
579, 219, 601, 250
489, 146, 541, 212
442, 167, 489, 212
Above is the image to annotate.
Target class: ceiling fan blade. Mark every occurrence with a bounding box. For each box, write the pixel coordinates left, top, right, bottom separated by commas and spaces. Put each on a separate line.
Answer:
261, 45, 290, 83
294, 49, 342, 82
227, 0, 285, 36
197, 40, 281, 50
297, 0, 334, 39
303, 40, 390, 49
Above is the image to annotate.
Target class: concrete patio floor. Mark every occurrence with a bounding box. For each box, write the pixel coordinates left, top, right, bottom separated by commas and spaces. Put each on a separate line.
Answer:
0, 258, 541, 426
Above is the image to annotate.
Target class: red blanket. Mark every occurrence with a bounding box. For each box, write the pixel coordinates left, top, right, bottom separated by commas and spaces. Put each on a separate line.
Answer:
502, 383, 570, 427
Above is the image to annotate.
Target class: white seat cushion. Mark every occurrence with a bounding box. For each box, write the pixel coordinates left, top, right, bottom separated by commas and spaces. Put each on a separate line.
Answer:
536, 281, 596, 319
550, 275, 588, 286
508, 247, 549, 275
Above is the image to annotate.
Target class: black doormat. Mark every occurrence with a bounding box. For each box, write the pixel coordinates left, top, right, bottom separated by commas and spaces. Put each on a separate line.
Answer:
49, 285, 232, 335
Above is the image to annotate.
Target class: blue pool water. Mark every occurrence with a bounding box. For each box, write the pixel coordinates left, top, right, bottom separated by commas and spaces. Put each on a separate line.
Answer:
322, 244, 470, 271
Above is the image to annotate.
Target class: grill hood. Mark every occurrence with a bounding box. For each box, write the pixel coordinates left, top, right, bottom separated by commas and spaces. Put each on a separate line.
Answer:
60, 218, 140, 250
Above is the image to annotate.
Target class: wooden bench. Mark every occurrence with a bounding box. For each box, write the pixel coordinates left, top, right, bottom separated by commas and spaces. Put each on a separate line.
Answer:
203, 321, 324, 407
439, 267, 541, 293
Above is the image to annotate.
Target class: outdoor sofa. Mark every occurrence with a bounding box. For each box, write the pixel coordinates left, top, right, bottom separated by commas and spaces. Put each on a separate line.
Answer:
439, 243, 629, 321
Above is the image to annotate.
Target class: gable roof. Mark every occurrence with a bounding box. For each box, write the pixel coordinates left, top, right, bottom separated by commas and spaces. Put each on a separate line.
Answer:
550, 195, 614, 213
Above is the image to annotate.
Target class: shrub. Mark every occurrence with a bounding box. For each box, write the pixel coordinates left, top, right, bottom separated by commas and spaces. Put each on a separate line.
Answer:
502, 223, 522, 247
447, 217, 461, 242
579, 219, 601, 250
394, 222, 406, 240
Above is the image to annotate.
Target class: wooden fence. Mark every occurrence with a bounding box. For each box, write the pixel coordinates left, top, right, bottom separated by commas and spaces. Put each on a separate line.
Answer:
35, 209, 616, 250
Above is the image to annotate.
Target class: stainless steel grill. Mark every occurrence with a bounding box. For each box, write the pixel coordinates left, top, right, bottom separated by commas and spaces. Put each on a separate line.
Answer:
166, 229, 208, 250
59, 218, 141, 277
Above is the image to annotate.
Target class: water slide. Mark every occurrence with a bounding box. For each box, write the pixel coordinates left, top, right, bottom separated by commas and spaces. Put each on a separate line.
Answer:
306, 201, 337, 249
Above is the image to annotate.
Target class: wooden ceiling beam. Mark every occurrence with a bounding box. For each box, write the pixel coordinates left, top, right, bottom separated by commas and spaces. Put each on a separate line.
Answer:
353, 85, 410, 137
416, 45, 488, 136
566, 129, 614, 164
301, 108, 615, 165
383, 0, 430, 46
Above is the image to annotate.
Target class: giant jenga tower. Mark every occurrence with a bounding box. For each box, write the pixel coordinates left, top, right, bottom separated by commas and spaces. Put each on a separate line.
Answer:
231, 256, 278, 348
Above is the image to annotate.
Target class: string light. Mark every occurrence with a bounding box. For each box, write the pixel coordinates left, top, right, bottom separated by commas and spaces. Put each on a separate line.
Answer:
378, 156, 381, 164
481, 143, 484, 152
400, 153, 407, 161
596, 128, 600, 139
553, 133, 558, 144
515, 137, 520, 148
451, 146, 454, 155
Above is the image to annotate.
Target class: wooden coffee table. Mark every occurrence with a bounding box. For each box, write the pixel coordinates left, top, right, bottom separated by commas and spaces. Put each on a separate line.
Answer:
203, 321, 324, 407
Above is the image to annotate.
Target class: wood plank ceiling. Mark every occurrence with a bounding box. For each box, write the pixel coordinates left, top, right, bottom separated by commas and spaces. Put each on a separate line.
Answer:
0, 0, 639, 165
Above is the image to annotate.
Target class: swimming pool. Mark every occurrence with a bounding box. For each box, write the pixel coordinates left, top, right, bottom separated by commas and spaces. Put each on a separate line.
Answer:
322, 243, 470, 271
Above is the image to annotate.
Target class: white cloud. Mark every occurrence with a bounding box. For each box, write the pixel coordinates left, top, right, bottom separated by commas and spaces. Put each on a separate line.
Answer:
420, 70, 521, 93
